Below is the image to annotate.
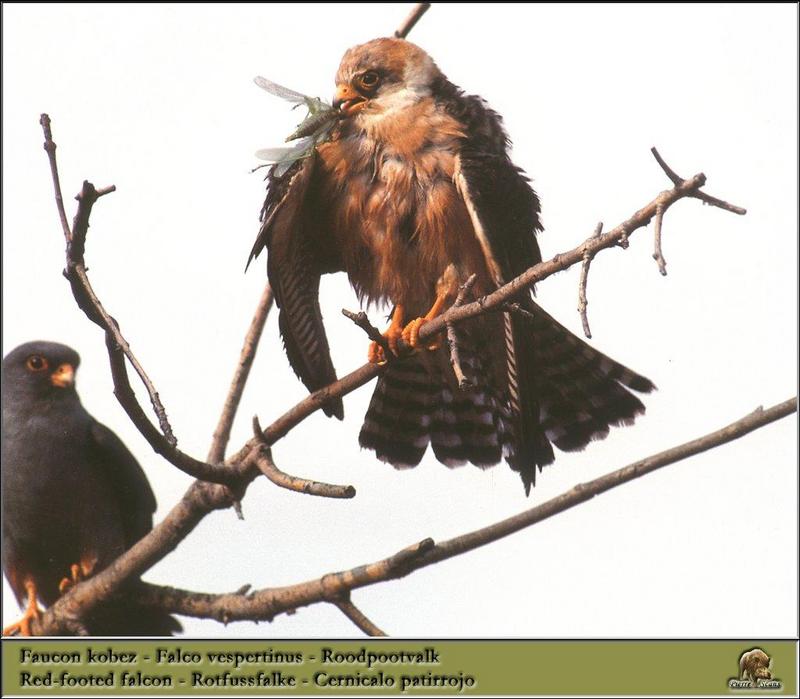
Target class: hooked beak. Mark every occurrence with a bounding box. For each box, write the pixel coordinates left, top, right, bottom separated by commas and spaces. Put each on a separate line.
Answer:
333, 83, 367, 115
50, 363, 75, 389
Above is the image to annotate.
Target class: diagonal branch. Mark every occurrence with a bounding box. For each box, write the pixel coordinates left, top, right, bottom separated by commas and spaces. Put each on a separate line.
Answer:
250, 422, 355, 498
124, 398, 796, 631
41, 118, 236, 485
331, 595, 388, 637
395, 2, 431, 39
207, 282, 274, 464
66, 179, 175, 445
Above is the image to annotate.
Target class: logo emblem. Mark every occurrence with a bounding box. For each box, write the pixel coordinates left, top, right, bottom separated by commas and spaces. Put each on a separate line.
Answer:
728, 648, 783, 690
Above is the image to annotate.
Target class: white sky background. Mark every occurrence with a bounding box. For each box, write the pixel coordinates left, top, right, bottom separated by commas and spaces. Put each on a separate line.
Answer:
2, 3, 797, 638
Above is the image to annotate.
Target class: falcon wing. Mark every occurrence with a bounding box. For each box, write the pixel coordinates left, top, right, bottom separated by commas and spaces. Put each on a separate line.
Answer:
88, 421, 156, 545
248, 155, 344, 419
443, 83, 653, 492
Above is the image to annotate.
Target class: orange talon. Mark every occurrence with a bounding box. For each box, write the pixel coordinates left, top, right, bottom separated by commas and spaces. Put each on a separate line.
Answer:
3, 580, 41, 636
402, 293, 448, 351
58, 563, 83, 593
368, 305, 405, 364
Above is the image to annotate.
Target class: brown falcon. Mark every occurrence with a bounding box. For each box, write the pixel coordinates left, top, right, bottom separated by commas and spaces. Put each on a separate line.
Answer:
249, 38, 654, 493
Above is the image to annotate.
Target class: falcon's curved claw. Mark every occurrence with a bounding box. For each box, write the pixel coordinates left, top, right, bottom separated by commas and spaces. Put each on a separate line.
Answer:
3, 580, 41, 636
401, 317, 442, 351
368, 340, 387, 364
59, 563, 85, 594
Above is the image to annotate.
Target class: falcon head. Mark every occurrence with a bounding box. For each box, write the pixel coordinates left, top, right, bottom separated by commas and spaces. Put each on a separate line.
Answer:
2, 341, 80, 401
332, 38, 441, 119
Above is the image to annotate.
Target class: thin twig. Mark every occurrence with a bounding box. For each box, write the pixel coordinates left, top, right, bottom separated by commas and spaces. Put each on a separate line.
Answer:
577, 222, 602, 338
251, 421, 355, 498
652, 204, 667, 276
342, 309, 394, 361
42, 125, 174, 444
650, 146, 683, 186
394, 2, 431, 39
332, 595, 387, 637
102, 331, 233, 483
207, 283, 274, 464
446, 273, 477, 389
67, 181, 174, 443
41, 118, 234, 484
118, 398, 796, 631
39, 114, 71, 242
651, 147, 746, 215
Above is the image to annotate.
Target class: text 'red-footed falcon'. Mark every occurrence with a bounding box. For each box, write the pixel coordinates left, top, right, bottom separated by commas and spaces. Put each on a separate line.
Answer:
248, 38, 655, 494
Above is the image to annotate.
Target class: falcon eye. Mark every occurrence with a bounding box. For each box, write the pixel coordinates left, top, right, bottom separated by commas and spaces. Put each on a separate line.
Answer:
26, 355, 49, 372
359, 71, 380, 89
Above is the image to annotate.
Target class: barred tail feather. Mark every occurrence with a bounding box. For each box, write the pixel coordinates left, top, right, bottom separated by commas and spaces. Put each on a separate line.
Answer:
526, 303, 655, 454
359, 301, 654, 496
359, 348, 510, 472
359, 358, 436, 467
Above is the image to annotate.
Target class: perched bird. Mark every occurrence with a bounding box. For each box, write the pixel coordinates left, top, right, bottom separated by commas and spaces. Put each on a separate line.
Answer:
249, 38, 655, 493
2, 341, 180, 636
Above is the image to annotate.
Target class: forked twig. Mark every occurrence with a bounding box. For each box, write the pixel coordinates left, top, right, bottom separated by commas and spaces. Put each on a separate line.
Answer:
252, 418, 355, 498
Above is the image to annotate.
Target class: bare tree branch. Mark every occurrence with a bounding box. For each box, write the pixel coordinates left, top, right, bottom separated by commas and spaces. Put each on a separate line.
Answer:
32, 458, 261, 635
121, 398, 795, 632
207, 282, 274, 464
66, 180, 175, 445
446, 273, 478, 389
651, 146, 746, 215
40, 119, 239, 485
331, 595, 388, 637
395, 3, 431, 39
250, 429, 355, 499
577, 221, 602, 338
39, 114, 73, 243
342, 308, 395, 362
652, 204, 668, 276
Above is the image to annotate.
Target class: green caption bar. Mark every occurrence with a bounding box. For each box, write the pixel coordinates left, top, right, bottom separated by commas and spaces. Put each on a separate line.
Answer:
1, 640, 796, 696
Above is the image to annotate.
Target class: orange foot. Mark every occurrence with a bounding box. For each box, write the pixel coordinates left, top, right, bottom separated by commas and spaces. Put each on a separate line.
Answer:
401, 317, 443, 351
368, 305, 405, 364
58, 557, 96, 594
3, 580, 41, 636
59, 564, 84, 594
401, 287, 451, 351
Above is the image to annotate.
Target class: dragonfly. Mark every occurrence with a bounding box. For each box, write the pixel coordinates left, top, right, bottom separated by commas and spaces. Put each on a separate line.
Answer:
253, 76, 340, 177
